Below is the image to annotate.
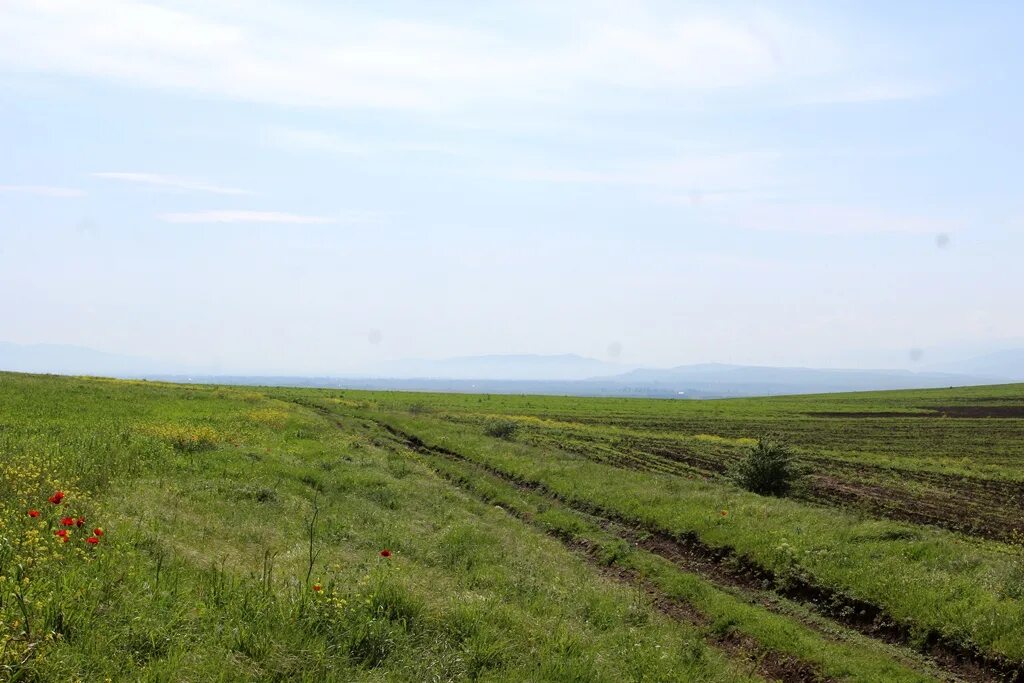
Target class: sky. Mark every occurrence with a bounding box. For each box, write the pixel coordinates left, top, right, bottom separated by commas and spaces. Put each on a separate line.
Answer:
1, 0, 1022, 375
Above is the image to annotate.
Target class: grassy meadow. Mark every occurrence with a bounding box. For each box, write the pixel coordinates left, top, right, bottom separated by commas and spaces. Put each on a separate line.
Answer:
2, 372, 1023, 681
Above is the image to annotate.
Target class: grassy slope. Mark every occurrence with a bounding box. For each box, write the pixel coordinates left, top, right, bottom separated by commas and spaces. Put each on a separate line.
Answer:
368, 411, 1024, 661
397, 432, 941, 682
360, 384, 1024, 478
267, 383, 1024, 669
0, 373, 748, 681
3, 373, 1023, 680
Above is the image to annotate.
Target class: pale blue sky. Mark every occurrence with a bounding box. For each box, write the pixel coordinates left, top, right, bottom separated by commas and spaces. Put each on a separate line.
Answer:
1, 1, 1021, 374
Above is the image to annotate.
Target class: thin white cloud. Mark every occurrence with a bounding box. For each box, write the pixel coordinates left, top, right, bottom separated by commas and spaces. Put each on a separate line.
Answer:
713, 203, 959, 236
266, 126, 467, 159
660, 189, 780, 206
267, 128, 373, 157
0, 1, 856, 113
92, 172, 250, 195
0, 184, 86, 197
500, 150, 782, 191
158, 210, 334, 224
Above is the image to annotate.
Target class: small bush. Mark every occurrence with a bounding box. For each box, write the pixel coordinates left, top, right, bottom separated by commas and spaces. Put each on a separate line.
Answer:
236, 485, 278, 504
733, 437, 797, 496
484, 420, 519, 440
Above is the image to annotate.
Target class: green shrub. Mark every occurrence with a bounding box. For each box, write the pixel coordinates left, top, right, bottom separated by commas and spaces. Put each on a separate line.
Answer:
733, 437, 797, 496
484, 420, 519, 440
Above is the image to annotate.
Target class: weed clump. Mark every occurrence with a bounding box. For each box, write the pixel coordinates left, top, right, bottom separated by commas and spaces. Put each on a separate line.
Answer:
733, 437, 798, 496
483, 420, 519, 440
247, 408, 291, 429
143, 424, 219, 453
305, 568, 423, 668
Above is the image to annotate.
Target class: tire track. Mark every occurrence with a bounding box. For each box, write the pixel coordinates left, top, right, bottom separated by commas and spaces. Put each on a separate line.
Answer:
390, 432, 834, 682
372, 418, 1020, 683
519, 425, 1024, 543
290, 398, 834, 682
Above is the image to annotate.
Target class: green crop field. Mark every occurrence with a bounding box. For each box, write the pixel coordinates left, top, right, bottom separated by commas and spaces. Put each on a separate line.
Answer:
2, 372, 1023, 681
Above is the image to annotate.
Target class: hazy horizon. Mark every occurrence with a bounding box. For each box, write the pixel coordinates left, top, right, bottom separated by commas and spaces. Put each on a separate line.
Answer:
4, 339, 1024, 381
3, 1, 1022, 376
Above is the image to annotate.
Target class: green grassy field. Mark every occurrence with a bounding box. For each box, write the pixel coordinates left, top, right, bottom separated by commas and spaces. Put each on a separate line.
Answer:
2, 372, 1023, 681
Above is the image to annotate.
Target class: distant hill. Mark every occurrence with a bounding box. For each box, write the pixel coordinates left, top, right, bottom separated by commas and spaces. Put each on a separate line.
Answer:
155, 363, 1004, 400
0, 341, 186, 377
2, 345, 1017, 398
926, 349, 1024, 381
595, 363, 999, 396
367, 354, 628, 381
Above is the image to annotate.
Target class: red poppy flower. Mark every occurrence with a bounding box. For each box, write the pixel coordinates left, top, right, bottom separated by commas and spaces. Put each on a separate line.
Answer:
54, 529, 69, 538
312, 584, 322, 592
48, 491, 65, 505
61, 517, 76, 527
379, 549, 392, 558
86, 536, 100, 545
93, 528, 104, 536
27, 509, 40, 518
76, 517, 85, 528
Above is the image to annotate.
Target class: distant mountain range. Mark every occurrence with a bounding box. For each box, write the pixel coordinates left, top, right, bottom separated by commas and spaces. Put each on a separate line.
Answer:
596, 363, 993, 396
3, 343, 1023, 398
925, 349, 1024, 381
365, 354, 628, 381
